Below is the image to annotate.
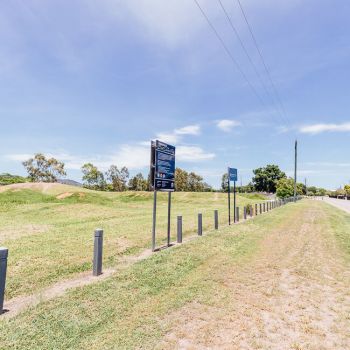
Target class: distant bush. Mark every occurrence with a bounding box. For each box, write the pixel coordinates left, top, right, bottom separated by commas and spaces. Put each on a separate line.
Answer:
0, 173, 28, 186
245, 204, 253, 215
329, 188, 347, 198
240, 193, 267, 200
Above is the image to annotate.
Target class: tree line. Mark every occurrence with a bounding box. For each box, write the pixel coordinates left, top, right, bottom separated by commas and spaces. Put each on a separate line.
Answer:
329, 185, 350, 199
81, 164, 213, 192
16, 153, 332, 197
221, 164, 327, 198
19, 153, 212, 192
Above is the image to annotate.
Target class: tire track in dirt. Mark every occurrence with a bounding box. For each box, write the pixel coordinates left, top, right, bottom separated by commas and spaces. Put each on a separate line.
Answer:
158, 203, 350, 350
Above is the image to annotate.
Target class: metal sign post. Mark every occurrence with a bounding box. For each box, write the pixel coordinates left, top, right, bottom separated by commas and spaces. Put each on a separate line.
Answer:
150, 140, 175, 251
228, 170, 231, 225
152, 190, 157, 251
167, 191, 171, 246
228, 167, 238, 224
233, 180, 236, 223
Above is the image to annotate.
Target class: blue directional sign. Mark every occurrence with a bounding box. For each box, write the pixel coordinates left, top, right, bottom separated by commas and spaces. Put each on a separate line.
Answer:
154, 140, 175, 191
228, 167, 238, 182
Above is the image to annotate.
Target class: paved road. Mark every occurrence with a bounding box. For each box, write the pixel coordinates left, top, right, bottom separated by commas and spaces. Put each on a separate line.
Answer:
323, 197, 350, 214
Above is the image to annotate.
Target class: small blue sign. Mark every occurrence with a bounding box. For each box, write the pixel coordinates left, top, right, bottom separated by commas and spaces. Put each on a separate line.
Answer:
228, 167, 238, 182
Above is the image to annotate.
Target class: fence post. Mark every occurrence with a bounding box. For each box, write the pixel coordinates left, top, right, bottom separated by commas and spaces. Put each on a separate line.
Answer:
267, 202, 269, 212
236, 207, 240, 222
214, 210, 218, 230
0, 247, 8, 314
250, 205, 253, 218
244, 206, 247, 220
93, 229, 103, 276
198, 213, 202, 236
255, 204, 258, 216
177, 216, 182, 243
260, 203, 262, 214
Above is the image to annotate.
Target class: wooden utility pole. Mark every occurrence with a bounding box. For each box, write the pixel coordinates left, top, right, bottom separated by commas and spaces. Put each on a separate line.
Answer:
305, 178, 307, 196
294, 139, 298, 201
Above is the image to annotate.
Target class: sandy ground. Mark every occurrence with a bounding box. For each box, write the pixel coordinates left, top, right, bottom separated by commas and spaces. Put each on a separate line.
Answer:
0, 182, 67, 193
323, 197, 350, 214
158, 204, 350, 350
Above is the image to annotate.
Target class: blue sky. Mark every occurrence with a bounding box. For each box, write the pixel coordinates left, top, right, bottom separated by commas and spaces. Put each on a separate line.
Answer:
0, 0, 349, 189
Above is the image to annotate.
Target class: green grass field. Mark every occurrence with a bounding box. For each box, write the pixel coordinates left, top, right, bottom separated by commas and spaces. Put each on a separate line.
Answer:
1, 197, 349, 349
0, 183, 266, 300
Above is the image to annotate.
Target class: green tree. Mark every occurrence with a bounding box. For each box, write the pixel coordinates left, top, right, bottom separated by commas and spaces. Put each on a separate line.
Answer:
128, 173, 148, 191
276, 178, 304, 198
307, 186, 317, 196
0, 173, 28, 185
344, 184, 350, 196
316, 188, 327, 196
221, 173, 229, 192
106, 165, 129, 191
22, 153, 66, 182
297, 182, 305, 195
202, 182, 213, 192
252, 164, 286, 193
81, 163, 105, 190
175, 167, 209, 192
276, 178, 294, 198
175, 168, 189, 191
188, 172, 204, 192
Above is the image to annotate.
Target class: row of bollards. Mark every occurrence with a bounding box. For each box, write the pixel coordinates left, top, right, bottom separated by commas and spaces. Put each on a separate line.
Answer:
173, 196, 301, 253
173, 196, 299, 250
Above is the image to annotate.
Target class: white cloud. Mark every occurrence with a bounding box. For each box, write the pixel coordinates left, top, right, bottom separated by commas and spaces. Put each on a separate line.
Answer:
302, 162, 350, 168
156, 124, 201, 145
216, 119, 241, 132
5, 153, 32, 162
5, 146, 150, 171
104, 145, 150, 170
119, 0, 211, 49
174, 124, 200, 135
155, 132, 180, 144
299, 122, 350, 134
61, 145, 150, 171
177, 146, 215, 162
100, 0, 303, 50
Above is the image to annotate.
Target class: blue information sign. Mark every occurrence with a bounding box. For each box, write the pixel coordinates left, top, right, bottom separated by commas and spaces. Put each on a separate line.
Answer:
228, 167, 238, 182
154, 140, 175, 191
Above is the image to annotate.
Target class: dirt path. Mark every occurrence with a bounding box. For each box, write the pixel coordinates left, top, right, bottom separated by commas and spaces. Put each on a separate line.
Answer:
159, 204, 350, 349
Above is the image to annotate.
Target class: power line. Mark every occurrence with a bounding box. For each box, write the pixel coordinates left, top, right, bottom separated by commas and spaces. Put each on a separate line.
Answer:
236, 0, 292, 129
193, 0, 269, 109
217, 0, 288, 128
